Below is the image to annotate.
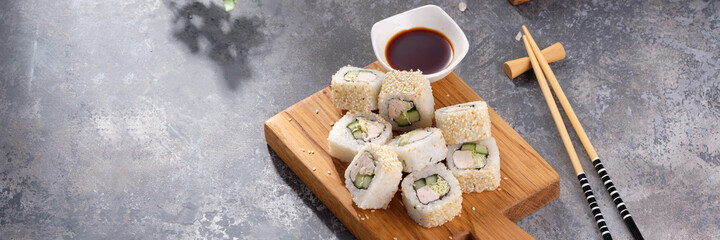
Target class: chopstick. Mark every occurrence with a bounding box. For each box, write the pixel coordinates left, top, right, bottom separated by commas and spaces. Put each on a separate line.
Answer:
522, 26, 644, 240
521, 35, 613, 240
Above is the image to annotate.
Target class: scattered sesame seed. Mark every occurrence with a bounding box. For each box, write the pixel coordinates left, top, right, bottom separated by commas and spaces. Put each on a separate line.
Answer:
472, 207, 476, 211
312, 167, 317, 172
315, 109, 319, 114
498, 187, 502, 191
288, 118, 292, 121
446, 94, 450, 97
449, 236, 454, 239
327, 171, 331, 175
458, 1, 466, 12
371, 210, 375, 212
360, 217, 365, 221
301, 148, 305, 152
394, 238, 398, 240
503, 177, 508, 180
365, 214, 369, 219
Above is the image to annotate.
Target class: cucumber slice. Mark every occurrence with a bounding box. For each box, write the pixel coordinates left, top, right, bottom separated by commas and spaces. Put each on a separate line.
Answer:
394, 114, 411, 127
352, 129, 363, 139
346, 120, 360, 130
353, 174, 374, 189
344, 71, 359, 81
413, 179, 426, 190
425, 175, 438, 185
475, 144, 489, 155
405, 108, 420, 123
472, 152, 487, 169
360, 175, 373, 189
461, 143, 476, 151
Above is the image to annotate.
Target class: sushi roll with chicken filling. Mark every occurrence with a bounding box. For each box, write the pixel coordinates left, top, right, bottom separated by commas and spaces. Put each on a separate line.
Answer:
435, 101, 492, 145
388, 128, 447, 173
401, 163, 462, 228
344, 144, 402, 209
446, 137, 501, 193
378, 71, 434, 131
331, 66, 385, 113
328, 111, 392, 162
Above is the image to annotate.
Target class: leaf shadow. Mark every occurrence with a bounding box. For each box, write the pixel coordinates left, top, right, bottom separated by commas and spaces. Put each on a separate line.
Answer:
167, 1, 264, 91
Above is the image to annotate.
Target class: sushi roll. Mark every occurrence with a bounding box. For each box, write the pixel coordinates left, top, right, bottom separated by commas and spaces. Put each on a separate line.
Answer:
401, 163, 462, 228
387, 128, 447, 173
331, 65, 385, 113
446, 137, 501, 193
344, 144, 403, 209
378, 70, 434, 131
328, 111, 392, 162
435, 101, 492, 145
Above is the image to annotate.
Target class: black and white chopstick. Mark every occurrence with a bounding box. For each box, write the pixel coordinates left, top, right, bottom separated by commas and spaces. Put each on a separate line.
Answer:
521, 25, 644, 240
593, 158, 644, 240
578, 172, 612, 240
522, 33, 614, 240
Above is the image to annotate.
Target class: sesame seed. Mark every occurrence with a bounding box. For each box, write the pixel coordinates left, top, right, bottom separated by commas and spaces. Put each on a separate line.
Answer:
498, 187, 502, 191
472, 207, 476, 211
288, 118, 292, 121
371, 210, 375, 212
449, 236, 453, 239
503, 177, 508, 180
394, 238, 397, 240
301, 148, 305, 152
327, 171, 331, 175
360, 217, 365, 220
315, 109, 319, 114
312, 167, 316, 172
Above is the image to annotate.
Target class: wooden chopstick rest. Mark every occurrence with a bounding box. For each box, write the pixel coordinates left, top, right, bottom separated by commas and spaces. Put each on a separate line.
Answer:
503, 42, 565, 79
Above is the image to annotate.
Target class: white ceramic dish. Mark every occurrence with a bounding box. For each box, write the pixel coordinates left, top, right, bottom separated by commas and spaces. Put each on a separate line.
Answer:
371, 5, 469, 82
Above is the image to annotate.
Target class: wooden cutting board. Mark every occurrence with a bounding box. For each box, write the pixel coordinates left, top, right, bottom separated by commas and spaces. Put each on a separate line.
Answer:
264, 62, 559, 239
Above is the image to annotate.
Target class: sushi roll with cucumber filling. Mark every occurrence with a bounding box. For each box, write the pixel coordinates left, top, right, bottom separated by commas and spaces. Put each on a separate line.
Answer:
387, 128, 447, 173
331, 66, 385, 113
378, 70, 434, 131
446, 137, 501, 193
344, 144, 402, 209
328, 111, 392, 162
435, 101, 492, 145
401, 163, 462, 228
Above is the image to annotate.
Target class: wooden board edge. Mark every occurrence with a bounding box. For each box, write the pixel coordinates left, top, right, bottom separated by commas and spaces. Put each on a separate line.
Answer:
264, 115, 378, 240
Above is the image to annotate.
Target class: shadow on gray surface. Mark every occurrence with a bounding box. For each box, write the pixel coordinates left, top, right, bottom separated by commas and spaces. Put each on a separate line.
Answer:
266, 145, 355, 239
167, 1, 264, 91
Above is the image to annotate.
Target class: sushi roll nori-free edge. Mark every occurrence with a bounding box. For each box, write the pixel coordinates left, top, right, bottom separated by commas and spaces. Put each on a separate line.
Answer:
435, 101, 492, 145
387, 128, 447, 173
331, 66, 385, 113
328, 111, 392, 162
378, 70, 434, 131
401, 163, 462, 228
344, 144, 403, 209
446, 137, 501, 193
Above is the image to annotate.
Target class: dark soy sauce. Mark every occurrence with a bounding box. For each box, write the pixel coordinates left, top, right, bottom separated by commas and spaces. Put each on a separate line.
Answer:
385, 27, 454, 74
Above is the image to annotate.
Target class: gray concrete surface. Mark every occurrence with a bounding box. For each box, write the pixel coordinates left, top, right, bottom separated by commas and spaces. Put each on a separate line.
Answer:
1, 0, 718, 239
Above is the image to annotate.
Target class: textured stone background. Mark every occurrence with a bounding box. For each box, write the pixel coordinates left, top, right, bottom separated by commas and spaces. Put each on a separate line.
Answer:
1, 0, 718, 239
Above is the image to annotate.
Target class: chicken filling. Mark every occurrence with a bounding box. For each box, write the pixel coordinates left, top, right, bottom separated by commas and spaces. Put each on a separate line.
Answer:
412, 174, 450, 204
346, 117, 385, 142
452, 143, 489, 169
397, 129, 432, 147
388, 99, 420, 127
350, 152, 376, 189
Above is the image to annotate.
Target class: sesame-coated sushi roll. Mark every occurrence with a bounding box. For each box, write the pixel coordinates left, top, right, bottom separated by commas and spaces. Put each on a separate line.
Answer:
446, 137, 501, 193
328, 111, 392, 162
401, 163, 462, 228
344, 144, 403, 209
378, 70, 434, 131
387, 128, 447, 173
435, 101, 492, 145
331, 66, 386, 113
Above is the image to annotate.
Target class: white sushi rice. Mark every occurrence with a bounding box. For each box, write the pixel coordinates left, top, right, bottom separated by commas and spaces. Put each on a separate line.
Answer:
401, 163, 462, 228
446, 137, 501, 193
328, 111, 392, 162
331, 66, 385, 113
387, 128, 448, 173
435, 100, 492, 145
344, 144, 403, 209
378, 70, 434, 132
